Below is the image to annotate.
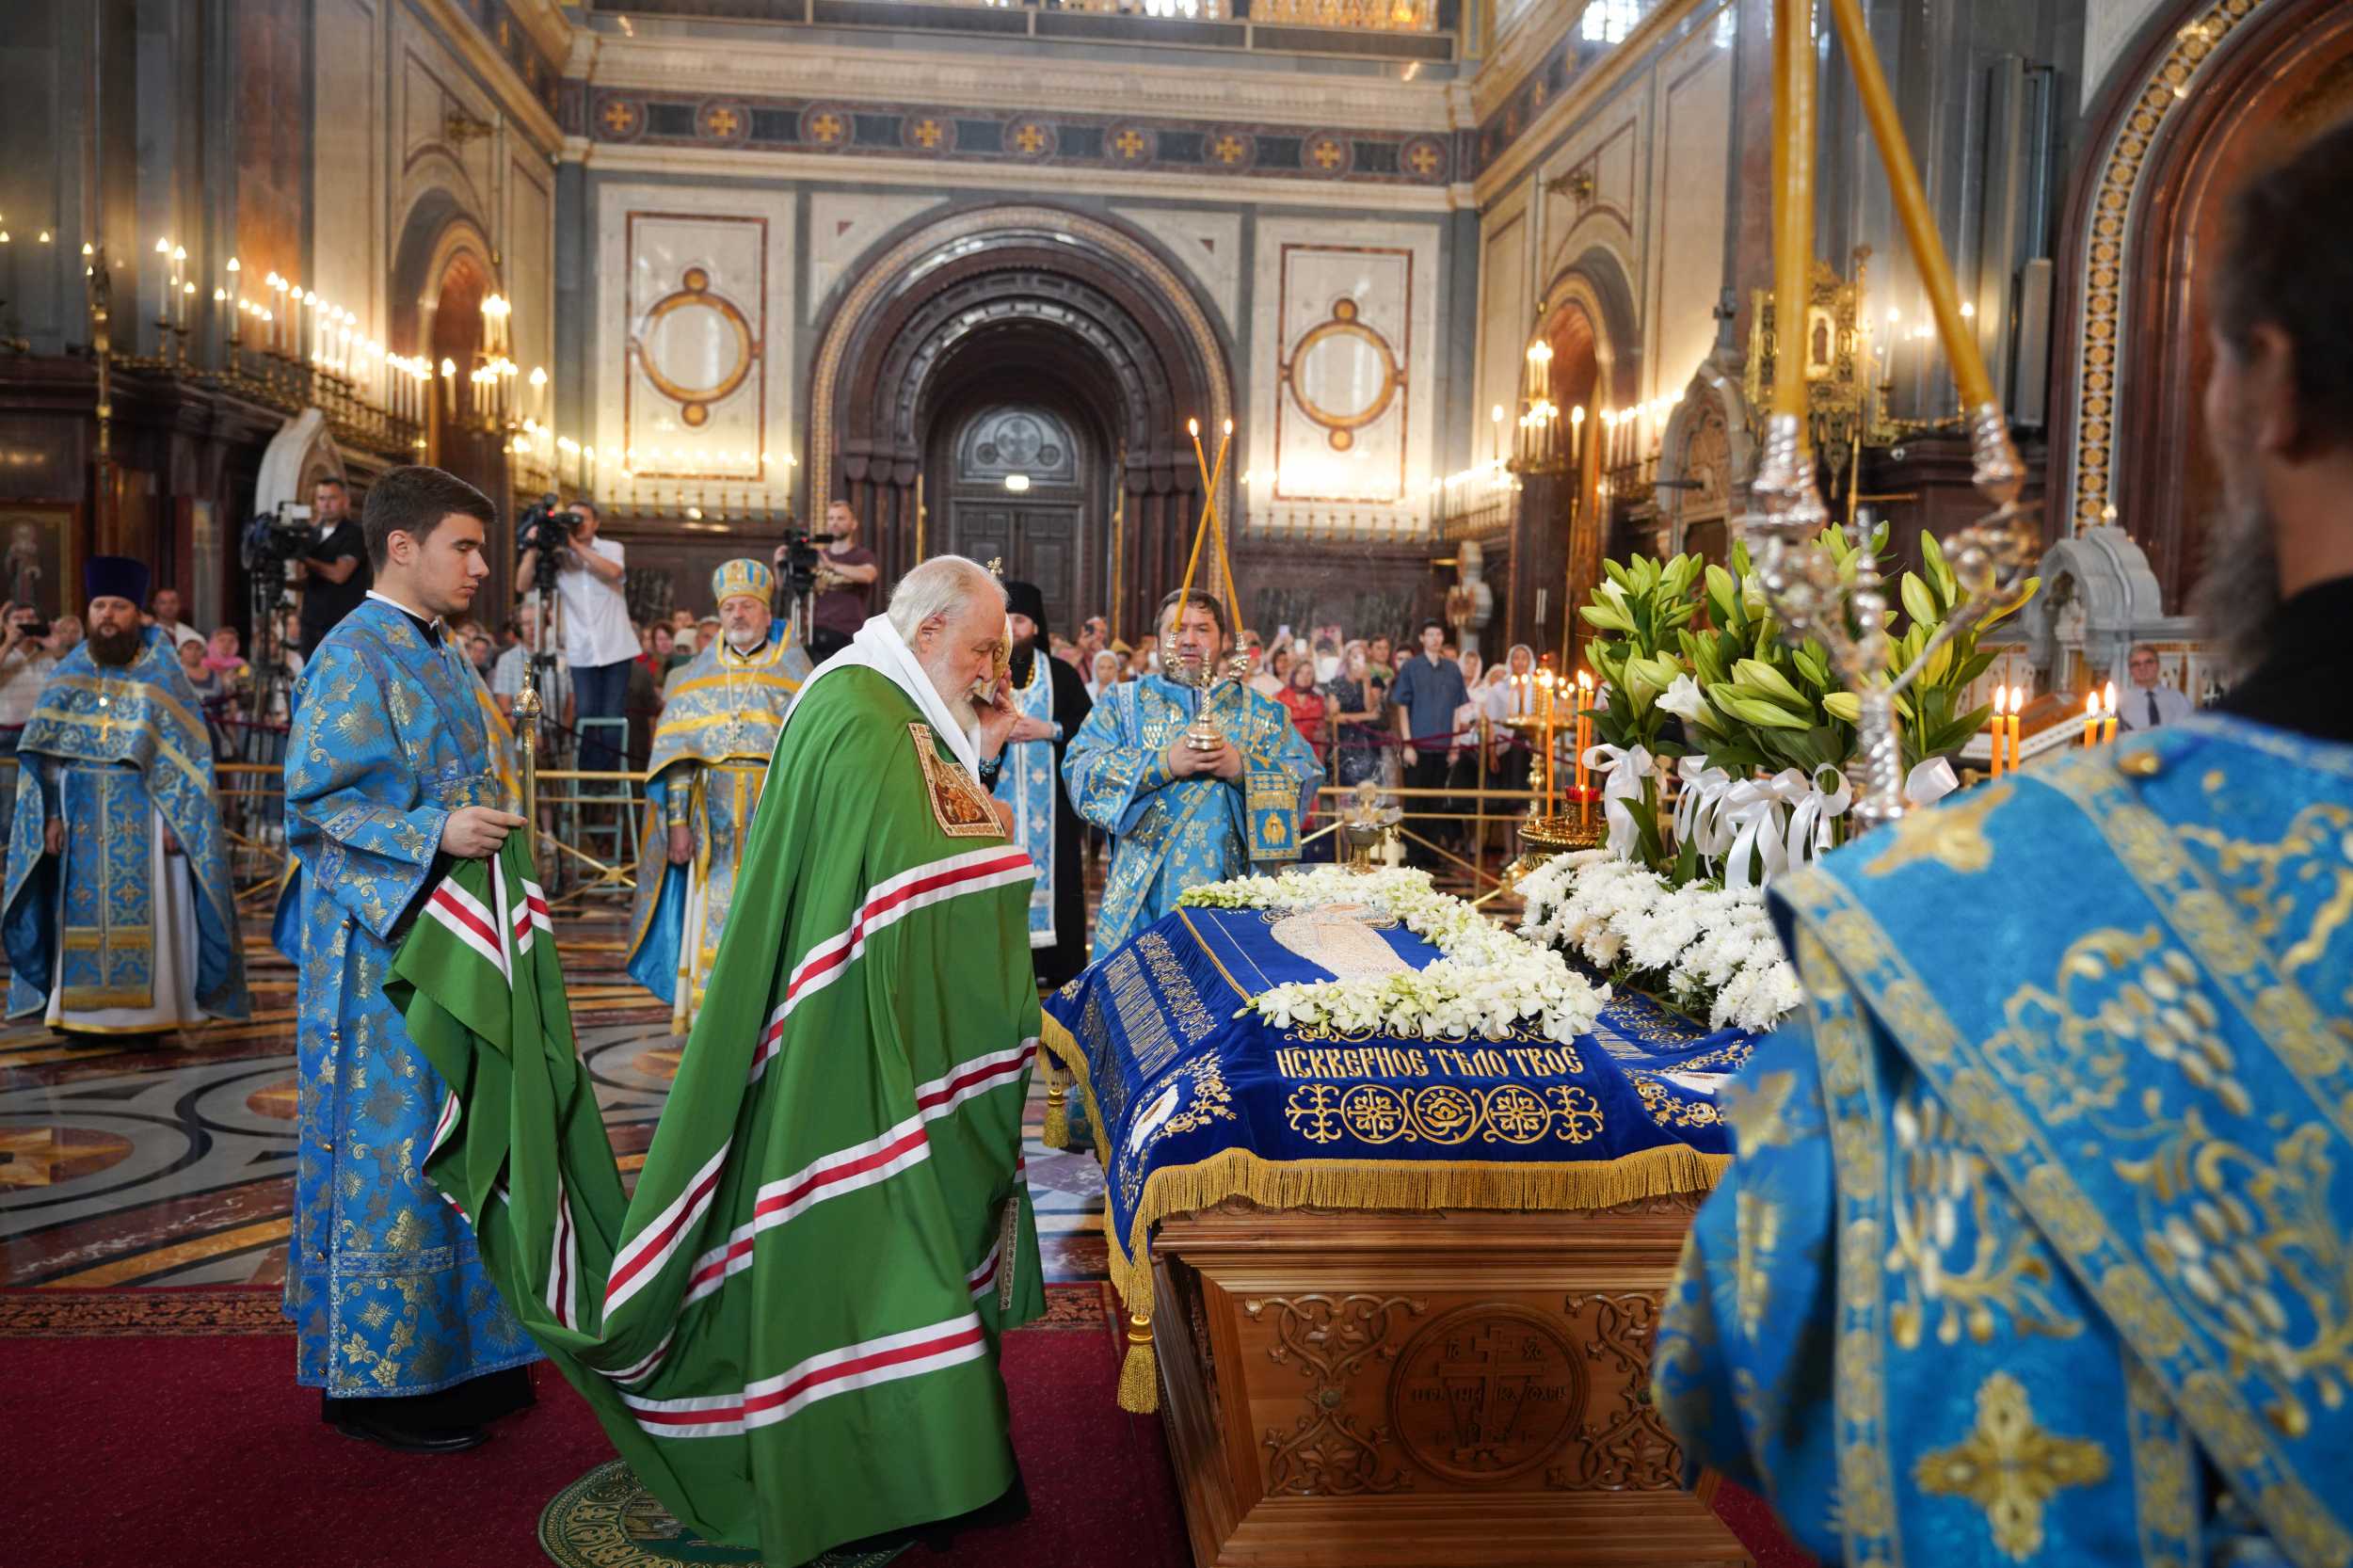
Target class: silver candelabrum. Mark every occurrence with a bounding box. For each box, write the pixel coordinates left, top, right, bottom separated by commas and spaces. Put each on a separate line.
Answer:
1737, 402, 2035, 834
1159, 633, 1253, 753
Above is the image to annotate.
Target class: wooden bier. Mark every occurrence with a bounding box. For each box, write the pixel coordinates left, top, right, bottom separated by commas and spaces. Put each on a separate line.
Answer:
1147, 1195, 1750, 1568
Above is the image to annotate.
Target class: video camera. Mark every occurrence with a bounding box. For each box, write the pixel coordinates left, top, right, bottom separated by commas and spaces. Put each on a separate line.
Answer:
516, 493, 572, 594
774, 524, 837, 600
241, 502, 315, 572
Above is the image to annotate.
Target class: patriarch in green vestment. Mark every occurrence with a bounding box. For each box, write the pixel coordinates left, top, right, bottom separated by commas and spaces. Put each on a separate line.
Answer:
1, 555, 246, 1033
625, 555, 812, 1031
1653, 123, 2353, 1568
393, 554, 1045, 1563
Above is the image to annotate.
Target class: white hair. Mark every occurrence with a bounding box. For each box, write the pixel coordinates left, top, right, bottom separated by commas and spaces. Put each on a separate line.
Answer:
886, 554, 1005, 642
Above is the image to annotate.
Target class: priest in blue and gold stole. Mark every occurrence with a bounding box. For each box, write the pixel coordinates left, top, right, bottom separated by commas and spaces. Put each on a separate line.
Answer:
626, 556, 810, 1031
1, 555, 247, 1034
281, 465, 536, 1452
1654, 124, 2353, 1568
1064, 587, 1321, 962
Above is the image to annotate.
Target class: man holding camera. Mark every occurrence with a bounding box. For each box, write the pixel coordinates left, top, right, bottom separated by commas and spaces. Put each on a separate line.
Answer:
517, 499, 638, 776
294, 475, 370, 657
0, 604, 57, 755
777, 499, 878, 664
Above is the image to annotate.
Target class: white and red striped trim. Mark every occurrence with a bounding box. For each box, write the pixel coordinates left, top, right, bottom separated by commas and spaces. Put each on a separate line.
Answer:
966, 1240, 1001, 1301
604, 1140, 733, 1315
426, 875, 508, 981
619, 1314, 989, 1439
674, 1039, 1036, 1312
747, 845, 1033, 1084
546, 1167, 580, 1331
600, 1326, 678, 1387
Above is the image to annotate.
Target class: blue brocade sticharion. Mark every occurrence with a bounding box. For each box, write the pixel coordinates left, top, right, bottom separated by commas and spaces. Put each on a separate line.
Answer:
1063, 675, 1323, 962
0, 626, 247, 1022
994, 648, 1063, 952
1651, 715, 2353, 1568
279, 600, 537, 1397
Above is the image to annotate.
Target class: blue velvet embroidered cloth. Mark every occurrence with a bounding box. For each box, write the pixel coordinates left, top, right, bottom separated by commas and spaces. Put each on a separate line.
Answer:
1037, 903, 1741, 1301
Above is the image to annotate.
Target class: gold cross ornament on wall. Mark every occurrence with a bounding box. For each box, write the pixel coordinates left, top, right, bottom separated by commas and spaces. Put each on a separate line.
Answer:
911, 118, 943, 149
705, 107, 740, 138
1310, 138, 1343, 169
1014, 122, 1048, 155
1114, 128, 1146, 159
1212, 135, 1246, 165
810, 112, 843, 143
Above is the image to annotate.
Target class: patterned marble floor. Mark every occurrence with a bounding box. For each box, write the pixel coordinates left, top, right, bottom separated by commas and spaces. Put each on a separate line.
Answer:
0, 914, 1109, 1291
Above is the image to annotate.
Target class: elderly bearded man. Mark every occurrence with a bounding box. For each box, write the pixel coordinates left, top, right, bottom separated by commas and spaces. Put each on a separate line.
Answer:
1, 556, 248, 1034
523, 553, 1047, 1561
1064, 588, 1322, 961
626, 557, 812, 1031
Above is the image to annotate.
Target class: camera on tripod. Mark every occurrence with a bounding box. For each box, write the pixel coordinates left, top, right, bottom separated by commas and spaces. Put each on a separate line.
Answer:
241, 502, 314, 572
516, 494, 574, 594
774, 524, 837, 600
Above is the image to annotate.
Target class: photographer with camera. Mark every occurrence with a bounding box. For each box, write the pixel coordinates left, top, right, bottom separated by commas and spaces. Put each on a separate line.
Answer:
517, 498, 637, 776
0, 602, 57, 756
775, 499, 877, 663
293, 477, 370, 656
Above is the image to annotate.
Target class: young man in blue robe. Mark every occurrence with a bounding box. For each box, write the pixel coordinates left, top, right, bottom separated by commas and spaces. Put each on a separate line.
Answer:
624, 556, 811, 1032
1064, 588, 1321, 962
1653, 124, 2353, 1568
281, 465, 535, 1453
1, 556, 247, 1035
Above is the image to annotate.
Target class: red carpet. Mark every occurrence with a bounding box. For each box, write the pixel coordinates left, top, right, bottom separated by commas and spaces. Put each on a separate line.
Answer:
6, 1289, 1190, 1568
5, 1286, 1805, 1568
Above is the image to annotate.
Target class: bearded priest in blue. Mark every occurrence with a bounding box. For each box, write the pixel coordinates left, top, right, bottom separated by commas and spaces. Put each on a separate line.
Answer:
280, 466, 536, 1454
1, 556, 247, 1034
1653, 128, 2353, 1568
992, 579, 1091, 987
625, 556, 810, 1031
1064, 588, 1321, 962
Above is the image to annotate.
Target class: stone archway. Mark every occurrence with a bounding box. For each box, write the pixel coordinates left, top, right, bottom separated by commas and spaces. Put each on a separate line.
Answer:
808, 206, 1234, 636
2052, 0, 2353, 608
1517, 248, 1640, 663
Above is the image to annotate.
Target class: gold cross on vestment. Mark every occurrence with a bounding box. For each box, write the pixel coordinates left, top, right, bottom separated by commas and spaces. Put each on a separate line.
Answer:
1914, 1371, 2110, 1560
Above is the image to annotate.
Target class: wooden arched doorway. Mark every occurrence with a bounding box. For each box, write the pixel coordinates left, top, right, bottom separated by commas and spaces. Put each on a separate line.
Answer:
812, 207, 1232, 638
926, 398, 1104, 640
2054, 0, 2353, 609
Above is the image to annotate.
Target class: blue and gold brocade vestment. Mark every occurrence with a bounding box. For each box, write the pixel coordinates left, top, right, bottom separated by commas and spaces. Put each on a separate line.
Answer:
1654, 715, 2353, 1568
1064, 674, 1323, 962
280, 599, 537, 1397
625, 634, 808, 1030
0, 626, 247, 1026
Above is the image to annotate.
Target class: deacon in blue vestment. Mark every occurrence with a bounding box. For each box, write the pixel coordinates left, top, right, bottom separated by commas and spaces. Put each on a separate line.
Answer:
1064, 588, 1321, 962
992, 580, 1091, 987
1, 556, 247, 1034
625, 556, 810, 1031
281, 466, 536, 1453
1654, 126, 2353, 1568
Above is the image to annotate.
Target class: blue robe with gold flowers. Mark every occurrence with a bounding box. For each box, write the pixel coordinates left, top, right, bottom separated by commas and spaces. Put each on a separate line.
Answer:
280, 599, 537, 1397
0, 627, 247, 1023
625, 633, 809, 1023
1654, 714, 2351, 1568
1064, 673, 1321, 962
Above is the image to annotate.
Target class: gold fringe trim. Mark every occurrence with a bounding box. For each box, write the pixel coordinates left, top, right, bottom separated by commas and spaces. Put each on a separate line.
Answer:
1039, 1054, 1072, 1151
1037, 1015, 1731, 1416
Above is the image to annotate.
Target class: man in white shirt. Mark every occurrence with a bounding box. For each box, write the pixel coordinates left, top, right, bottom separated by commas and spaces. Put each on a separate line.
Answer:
517, 499, 636, 773
2118, 643, 2196, 731
491, 611, 570, 734
146, 586, 203, 651
0, 605, 58, 751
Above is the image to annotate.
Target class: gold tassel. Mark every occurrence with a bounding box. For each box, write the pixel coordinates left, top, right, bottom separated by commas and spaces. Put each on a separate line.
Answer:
1116, 1314, 1160, 1414
1040, 1058, 1071, 1151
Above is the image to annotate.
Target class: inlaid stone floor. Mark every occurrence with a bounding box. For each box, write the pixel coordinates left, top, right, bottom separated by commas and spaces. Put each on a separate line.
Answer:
0, 907, 1108, 1290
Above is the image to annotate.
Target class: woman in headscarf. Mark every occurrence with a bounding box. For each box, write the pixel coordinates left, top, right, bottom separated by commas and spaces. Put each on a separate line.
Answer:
1086, 647, 1123, 700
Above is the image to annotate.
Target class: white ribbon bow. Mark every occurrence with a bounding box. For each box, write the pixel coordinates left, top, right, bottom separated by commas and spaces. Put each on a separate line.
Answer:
1784, 767, 1854, 871
1580, 743, 1655, 859
1905, 758, 1959, 809
1719, 770, 1811, 890
1673, 754, 1736, 859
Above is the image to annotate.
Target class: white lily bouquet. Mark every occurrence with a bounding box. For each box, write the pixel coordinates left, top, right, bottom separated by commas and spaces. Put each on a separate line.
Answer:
1179, 866, 1608, 1043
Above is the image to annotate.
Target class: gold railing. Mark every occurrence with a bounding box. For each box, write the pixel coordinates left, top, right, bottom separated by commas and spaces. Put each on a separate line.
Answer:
1245, 0, 1436, 29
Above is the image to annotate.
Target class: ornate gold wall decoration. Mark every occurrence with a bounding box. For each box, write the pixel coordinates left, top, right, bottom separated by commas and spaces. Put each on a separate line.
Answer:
630, 265, 757, 430
1284, 297, 1402, 453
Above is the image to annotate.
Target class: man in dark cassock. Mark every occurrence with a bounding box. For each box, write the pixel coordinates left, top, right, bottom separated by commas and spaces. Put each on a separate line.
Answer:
990, 581, 1092, 987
